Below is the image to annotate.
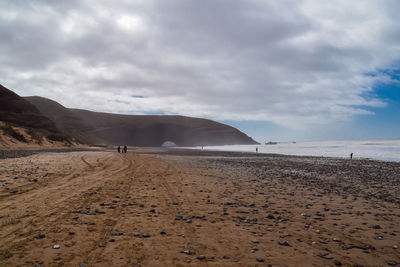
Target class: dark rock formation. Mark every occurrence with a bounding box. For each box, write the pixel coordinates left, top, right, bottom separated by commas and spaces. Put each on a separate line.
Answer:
26, 96, 258, 146
0, 84, 58, 133
1, 84, 258, 146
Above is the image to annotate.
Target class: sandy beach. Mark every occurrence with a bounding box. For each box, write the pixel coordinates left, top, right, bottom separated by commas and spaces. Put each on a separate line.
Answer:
0, 149, 399, 266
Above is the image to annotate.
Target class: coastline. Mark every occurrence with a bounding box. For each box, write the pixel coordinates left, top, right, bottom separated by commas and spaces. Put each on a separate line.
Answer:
186, 139, 400, 162
0, 148, 399, 266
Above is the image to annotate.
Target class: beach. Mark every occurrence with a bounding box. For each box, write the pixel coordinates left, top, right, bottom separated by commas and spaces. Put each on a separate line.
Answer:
0, 148, 399, 266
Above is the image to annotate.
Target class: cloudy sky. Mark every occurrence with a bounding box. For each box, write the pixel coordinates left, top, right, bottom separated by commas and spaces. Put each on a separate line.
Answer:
1, 0, 399, 142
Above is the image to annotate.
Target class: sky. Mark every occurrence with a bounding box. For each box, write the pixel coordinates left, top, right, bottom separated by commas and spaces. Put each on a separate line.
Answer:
1, 0, 399, 142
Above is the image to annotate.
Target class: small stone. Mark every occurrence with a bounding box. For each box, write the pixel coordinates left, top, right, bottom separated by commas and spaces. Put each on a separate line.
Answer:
371, 224, 381, 229
133, 232, 140, 237
278, 240, 291, 247
38, 233, 46, 239
111, 232, 123, 236
69, 232, 75, 235
317, 253, 333, 260
53, 244, 60, 249
33, 264, 41, 267
160, 231, 167, 235
334, 260, 342, 266
256, 257, 264, 262
181, 250, 196, 255
197, 255, 206, 260
142, 233, 151, 238
109, 238, 115, 242
251, 239, 259, 244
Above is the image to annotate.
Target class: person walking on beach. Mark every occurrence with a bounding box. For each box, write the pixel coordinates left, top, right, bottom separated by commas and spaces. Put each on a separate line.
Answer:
117, 146, 121, 153
123, 145, 127, 153
256, 147, 258, 152
350, 152, 353, 159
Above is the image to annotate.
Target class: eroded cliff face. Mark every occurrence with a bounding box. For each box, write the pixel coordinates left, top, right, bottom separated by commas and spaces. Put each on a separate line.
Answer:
26, 96, 258, 146
0, 85, 58, 133
1, 84, 257, 146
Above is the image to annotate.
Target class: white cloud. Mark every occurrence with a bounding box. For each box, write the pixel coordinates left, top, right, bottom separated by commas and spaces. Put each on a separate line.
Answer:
116, 15, 145, 32
0, 0, 399, 129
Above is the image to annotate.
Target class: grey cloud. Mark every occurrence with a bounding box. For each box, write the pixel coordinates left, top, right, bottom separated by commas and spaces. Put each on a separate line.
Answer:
0, 0, 399, 128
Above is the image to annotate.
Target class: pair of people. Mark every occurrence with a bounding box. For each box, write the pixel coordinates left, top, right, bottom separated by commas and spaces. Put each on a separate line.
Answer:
117, 145, 127, 153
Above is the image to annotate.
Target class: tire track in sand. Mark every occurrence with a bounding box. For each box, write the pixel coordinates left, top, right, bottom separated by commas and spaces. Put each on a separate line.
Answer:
84, 153, 139, 266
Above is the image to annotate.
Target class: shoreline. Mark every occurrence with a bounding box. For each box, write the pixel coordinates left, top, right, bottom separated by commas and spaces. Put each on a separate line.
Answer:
2, 146, 399, 163
143, 147, 400, 164
182, 140, 400, 163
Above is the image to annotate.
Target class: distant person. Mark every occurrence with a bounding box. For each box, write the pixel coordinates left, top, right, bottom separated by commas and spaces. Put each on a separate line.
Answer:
123, 145, 127, 153
117, 146, 121, 153
256, 147, 258, 152
350, 152, 353, 159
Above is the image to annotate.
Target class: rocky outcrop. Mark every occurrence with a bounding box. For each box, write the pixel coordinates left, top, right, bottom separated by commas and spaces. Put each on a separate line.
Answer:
1, 84, 258, 146
0, 84, 58, 133
26, 96, 258, 146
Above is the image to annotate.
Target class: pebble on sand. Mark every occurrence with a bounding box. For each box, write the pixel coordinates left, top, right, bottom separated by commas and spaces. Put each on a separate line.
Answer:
181, 250, 196, 255
38, 233, 46, 239
142, 232, 151, 238
278, 240, 291, 247
53, 244, 60, 249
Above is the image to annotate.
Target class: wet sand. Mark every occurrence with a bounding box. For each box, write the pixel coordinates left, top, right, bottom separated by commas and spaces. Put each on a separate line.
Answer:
0, 149, 399, 266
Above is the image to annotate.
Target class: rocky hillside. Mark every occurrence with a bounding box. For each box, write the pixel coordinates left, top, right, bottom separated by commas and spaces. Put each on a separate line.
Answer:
0, 84, 258, 147
0, 84, 58, 133
26, 96, 258, 146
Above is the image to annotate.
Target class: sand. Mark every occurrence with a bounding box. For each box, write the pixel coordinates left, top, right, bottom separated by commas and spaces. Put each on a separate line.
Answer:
0, 149, 399, 266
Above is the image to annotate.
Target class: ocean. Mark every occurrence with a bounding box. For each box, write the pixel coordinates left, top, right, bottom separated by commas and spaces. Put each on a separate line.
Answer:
190, 139, 400, 162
